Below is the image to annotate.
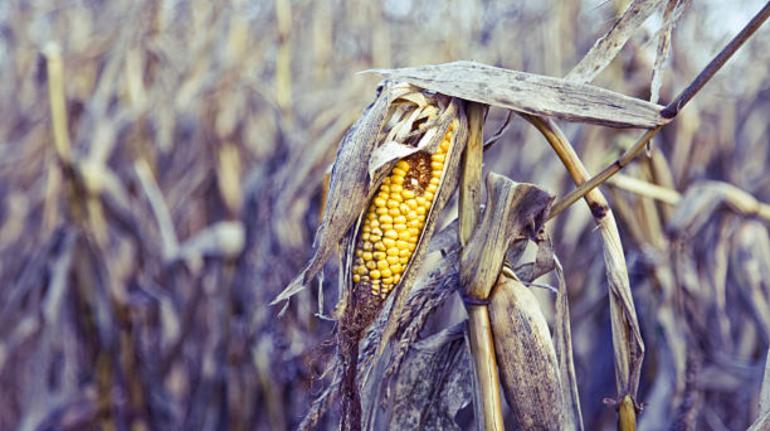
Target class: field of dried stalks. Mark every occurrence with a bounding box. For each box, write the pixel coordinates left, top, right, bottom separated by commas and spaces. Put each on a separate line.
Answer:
1, 1, 770, 430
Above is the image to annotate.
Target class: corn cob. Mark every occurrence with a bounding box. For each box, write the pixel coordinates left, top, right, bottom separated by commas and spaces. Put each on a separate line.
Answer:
488, 272, 563, 430
351, 121, 456, 299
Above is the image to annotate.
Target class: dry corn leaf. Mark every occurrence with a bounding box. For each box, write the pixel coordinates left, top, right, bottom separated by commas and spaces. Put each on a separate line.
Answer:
553, 259, 584, 431
566, 0, 667, 84
369, 61, 669, 128
599, 214, 645, 398
387, 323, 471, 431
271, 83, 395, 306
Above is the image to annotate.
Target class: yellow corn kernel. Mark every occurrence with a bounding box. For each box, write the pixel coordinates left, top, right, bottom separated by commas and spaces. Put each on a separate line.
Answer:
352, 123, 455, 298
392, 168, 407, 177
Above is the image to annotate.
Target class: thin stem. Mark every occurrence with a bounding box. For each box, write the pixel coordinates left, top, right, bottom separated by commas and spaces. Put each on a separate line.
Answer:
609, 174, 682, 205
466, 305, 506, 431
461, 103, 505, 430
549, 1, 770, 219
44, 43, 72, 166
661, 1, 770, 118
548, 128, 658, 220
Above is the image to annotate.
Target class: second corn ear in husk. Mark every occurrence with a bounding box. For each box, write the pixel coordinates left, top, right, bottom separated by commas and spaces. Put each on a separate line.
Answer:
488, 272, 563, 430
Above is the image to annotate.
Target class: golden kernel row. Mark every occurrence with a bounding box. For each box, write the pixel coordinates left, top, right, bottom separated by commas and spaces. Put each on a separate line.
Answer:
353, 123, 455, 298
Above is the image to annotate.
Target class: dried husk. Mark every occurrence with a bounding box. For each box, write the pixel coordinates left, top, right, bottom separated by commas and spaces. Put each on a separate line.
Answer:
488, 272, 563, 431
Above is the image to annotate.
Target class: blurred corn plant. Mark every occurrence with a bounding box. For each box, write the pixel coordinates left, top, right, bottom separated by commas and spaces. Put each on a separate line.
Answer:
1, 0, 770, 430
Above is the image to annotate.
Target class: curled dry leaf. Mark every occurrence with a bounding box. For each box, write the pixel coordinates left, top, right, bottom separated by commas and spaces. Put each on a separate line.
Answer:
368, 61, 670, 129
488, 271, 563, 430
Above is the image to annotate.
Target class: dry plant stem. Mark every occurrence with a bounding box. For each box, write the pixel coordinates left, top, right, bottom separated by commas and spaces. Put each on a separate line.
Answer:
610, 174, 681, 205
524, 115, 644, 426
550, 1, 770, 218
275, 0, 293, 114
460, 102, 505, 431
549, 127, 659, 220
661, 1, 770, 118
609, 175, 770, 223
44, 44, 72, 166
466, 305, 505, 431
460, 103, 486, 245
457, 176, 552, 429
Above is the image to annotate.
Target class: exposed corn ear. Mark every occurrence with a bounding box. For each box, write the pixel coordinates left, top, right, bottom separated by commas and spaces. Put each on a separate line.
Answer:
351, 122, 456, 299
488, 271, 563, 430
337, 92, 468, 431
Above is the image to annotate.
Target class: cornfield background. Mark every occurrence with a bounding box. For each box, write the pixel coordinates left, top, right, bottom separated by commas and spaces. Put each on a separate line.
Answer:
1, 0, 770, 430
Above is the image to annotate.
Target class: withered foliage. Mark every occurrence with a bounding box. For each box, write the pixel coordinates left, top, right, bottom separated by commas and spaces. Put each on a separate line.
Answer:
1, 1, 770, 431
